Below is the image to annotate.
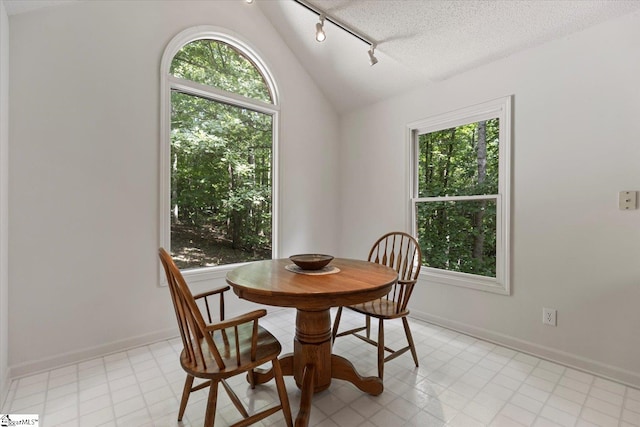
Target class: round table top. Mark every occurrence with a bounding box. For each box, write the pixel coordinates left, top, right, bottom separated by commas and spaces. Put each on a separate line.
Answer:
226, 258, 398, 310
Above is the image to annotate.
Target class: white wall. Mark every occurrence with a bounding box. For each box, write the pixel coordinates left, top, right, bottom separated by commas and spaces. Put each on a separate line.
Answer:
8, 0, 340, 375
339, 11, 640, 387
0, 0, 10, 405
8, 0, 640, 391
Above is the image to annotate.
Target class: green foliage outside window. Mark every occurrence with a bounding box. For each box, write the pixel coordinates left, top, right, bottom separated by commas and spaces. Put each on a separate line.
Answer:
416, 119, 499, 277
171, 39, 272, 103
169, 39, 273, 269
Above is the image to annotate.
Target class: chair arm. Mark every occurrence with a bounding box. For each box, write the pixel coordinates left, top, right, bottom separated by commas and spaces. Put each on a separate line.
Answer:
395, 278, 418, 312
205, 309, 267, 332
193, 285, 230, 300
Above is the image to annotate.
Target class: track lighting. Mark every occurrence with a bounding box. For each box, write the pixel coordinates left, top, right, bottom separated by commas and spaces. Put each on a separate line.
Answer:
368, 44, 378, 66
294, 0, 379, 65
315, 14, 326, 42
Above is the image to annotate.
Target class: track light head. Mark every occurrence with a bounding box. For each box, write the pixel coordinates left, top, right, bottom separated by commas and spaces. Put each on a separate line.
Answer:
315, 14, 326, 42
294, 1, 379, 65
368, 44, 378, 66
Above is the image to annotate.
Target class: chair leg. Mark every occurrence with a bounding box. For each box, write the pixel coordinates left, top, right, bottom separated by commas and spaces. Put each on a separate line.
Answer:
377, 318, 384, 380
248, 368, 256, 389
365, 315, 371, 339
178, 374, 194, 421
204, 380, 219, 427
402, 316, 419, 367
331, 306, 343, 345
272, 358, 293, 427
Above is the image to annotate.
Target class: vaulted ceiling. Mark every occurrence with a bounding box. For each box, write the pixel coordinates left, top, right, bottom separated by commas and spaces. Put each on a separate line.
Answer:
257, 0, 640, 112
5, 0, 640, 112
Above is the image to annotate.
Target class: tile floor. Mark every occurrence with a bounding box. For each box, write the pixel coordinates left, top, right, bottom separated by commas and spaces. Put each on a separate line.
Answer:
2, 308, 640, 427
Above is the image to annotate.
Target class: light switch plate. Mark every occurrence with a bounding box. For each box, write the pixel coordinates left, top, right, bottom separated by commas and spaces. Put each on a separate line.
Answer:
619, 191, 637, 210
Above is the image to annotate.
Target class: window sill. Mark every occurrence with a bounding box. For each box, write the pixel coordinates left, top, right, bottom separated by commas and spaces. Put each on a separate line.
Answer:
420, 267, 510, 295
159, 261, 253, 286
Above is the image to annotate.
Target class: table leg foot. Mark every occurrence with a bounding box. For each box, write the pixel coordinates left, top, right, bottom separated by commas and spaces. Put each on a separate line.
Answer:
331, 354, 383, 395
295, 364, 315, 427
247, 353, 294, 385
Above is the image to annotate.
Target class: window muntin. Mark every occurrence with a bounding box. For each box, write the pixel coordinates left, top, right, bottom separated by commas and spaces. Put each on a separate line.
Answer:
160, 28, 279, 281
410, 97, 511, 294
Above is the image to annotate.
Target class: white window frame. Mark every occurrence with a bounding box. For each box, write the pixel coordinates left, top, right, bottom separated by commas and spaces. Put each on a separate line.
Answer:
159, 26, 280, 285
408, 96, 512, 295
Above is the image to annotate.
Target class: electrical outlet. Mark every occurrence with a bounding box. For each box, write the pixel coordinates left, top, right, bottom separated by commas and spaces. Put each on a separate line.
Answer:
543, 308, 557, 326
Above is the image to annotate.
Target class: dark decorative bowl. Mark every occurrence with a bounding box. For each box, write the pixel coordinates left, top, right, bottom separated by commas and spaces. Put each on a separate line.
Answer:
289, 254, 334, 270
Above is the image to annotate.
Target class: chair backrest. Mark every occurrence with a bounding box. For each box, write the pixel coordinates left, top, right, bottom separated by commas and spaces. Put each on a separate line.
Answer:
367, 232, 422, 313
159, 248, 227, 370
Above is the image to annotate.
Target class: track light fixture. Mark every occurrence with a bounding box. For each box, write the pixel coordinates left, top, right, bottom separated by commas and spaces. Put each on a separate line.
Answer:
368, 44, 378, 66
293, 0, 379, 66
315, 14, 326, 42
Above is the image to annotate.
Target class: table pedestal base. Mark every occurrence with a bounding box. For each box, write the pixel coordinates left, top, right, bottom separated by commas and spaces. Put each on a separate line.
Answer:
250, 308, 383, 427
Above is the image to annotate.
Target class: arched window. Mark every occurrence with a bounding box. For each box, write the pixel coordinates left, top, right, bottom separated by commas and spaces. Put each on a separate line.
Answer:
160, 27, 279, 280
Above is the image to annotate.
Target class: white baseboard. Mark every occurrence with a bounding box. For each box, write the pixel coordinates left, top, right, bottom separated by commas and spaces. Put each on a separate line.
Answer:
6, 306, 280, 382
410, 309, 640, 390
7, 312, 640, 391
8, 328, 178, 380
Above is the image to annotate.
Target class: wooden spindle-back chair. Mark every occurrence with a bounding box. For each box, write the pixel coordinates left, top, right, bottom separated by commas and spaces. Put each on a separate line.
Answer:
331, 232, 422, 379
159, 248, 292, 426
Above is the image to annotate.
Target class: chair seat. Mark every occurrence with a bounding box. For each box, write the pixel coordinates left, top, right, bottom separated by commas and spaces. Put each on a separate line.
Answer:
181, 323, 282, 378
347, 298, 408, 320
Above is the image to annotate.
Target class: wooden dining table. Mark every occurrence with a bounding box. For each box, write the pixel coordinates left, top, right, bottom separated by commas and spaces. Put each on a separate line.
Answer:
226, 257, 398, 427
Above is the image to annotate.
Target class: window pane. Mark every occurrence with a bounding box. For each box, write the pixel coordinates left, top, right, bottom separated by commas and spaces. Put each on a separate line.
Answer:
171, 91, 272, 269
417, 118, 499, 197
416, 200, 496, 277
170, 39, 272, 103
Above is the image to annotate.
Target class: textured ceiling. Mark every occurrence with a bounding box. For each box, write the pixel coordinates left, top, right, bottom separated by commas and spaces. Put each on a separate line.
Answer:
258, 0, 640, 112
5, 0, 640, 112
